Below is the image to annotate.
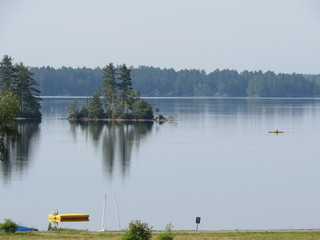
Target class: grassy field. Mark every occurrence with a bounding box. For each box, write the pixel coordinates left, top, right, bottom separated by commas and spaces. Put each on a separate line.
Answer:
1, 230, 320, 240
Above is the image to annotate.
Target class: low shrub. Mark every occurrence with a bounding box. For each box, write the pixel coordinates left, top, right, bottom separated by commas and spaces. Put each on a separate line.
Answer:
0, 219, 18, 233
157, 232, 174, 240
157, 223, 174, 240
122, 220, 152, 240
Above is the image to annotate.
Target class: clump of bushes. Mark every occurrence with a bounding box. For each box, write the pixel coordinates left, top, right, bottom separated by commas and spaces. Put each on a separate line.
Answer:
157, 223, 175, 240
122, 220, 152, 240
0, 219, 18, 233
69, 96, 155, 120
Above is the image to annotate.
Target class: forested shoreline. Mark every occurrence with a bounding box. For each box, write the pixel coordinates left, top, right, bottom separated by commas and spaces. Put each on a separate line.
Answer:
0, 55, 42, 161
0, 55, 42, 119
31, 66, 320, 97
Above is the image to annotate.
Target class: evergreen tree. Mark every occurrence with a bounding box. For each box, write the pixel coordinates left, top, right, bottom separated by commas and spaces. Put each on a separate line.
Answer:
14, 62, 42, 118
88, 91, 104, 118
117, 64, 132, 115
79, 99, 89, 118
68, 99, 79, 118
0, 55, 16, 91
101, 63, 117, 117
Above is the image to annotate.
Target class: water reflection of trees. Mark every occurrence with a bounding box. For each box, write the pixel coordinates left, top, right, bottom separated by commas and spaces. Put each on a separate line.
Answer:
0, 122, 19, 162
69, 121, 153, 178
0, 120, 40, 184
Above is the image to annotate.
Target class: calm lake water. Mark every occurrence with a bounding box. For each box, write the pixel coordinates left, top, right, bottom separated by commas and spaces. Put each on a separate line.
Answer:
1, 97, 320, 231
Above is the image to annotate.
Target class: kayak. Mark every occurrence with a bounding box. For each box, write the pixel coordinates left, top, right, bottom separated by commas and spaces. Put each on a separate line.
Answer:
268, 130, 284, 134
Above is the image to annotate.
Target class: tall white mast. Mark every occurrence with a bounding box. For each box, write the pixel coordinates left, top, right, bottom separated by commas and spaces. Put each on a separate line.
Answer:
114, 194, 121, 229
100, 194, 107, 231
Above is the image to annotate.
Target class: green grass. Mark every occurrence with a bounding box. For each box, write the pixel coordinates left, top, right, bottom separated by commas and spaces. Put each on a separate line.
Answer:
48, 228, 89, 233
1, 230, 320, 240
172, 231, 320, 240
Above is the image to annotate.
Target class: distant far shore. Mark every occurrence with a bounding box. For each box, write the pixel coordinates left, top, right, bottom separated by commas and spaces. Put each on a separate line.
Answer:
31, 66, 320, 98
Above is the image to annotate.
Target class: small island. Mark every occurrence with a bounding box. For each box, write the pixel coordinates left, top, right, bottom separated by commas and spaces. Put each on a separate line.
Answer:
68, 63, 166, 122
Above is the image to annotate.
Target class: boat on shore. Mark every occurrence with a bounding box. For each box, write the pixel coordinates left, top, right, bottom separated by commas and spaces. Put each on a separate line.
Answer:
17, 226, 38, 231
48, 214, 89, 222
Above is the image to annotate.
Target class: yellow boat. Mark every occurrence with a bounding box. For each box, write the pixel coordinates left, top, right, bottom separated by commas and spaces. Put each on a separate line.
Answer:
48, 214, 89, 222
268, 130, 284, 134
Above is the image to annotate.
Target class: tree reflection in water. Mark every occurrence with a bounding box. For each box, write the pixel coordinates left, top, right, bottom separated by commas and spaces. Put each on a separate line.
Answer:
69, 121, 153, 178
0, 120, 40, 184
0, 121, 19, 162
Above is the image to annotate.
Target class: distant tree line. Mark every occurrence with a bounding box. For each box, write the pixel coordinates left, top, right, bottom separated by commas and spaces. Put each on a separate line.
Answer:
305, 74, 320, 88
31, 66, 320, 97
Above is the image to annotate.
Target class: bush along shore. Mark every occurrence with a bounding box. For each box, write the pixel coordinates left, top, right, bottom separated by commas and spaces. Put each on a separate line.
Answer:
68, 63, 168, 122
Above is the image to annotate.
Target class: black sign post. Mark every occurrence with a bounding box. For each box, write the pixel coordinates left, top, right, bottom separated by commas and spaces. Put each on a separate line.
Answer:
195, 217, 201, 230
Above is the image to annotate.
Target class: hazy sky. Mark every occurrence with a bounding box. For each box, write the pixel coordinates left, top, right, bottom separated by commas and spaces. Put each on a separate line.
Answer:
1, 0, 320, 74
